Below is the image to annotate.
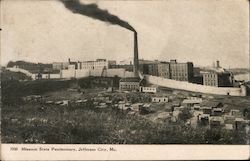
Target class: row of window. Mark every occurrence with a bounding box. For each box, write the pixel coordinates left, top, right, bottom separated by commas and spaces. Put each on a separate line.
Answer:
204, 79, 217, 85
120, 84, 139, 89
152, 98, 168, 102
172, 78, 188, 81
172, 73, 188, 77
80, 66, 105, 69
205, 83, 217, 86
204, 74, 217, 78
142, 87, 156, 91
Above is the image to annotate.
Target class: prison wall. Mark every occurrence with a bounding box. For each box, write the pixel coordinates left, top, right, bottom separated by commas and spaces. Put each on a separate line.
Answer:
106, 69, 125, 77
145, 75, 246, 96
125, 71, 135, 78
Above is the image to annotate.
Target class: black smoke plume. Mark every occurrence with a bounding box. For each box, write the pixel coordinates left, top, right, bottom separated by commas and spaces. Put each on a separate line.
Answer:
59, 0, 136, 32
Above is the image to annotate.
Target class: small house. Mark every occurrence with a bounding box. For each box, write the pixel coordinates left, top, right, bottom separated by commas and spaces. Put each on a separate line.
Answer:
201, 101, 223, 109
202, 107, 212, 115
235, 118, 247, 131
182, 97, 202, 107
209, 116, 224, 128
224, 124, 234, 130
131, 103, 143, 112
212, 108, 224, 116
152, 96, 168, 103
224, 115, 235, 124
155, 112, 171, 123
45, 101, 54, 104
230, 109, 241, 117
192, 105, 201, 111
119, 77, 145, 91
139, 103, 152, 114
172, 101, 181, 107
60, 100, 69, 106
97, 103, 108, 108
198, 114, 210, 126
75, 99, 87, 106
140, 86, 157, 93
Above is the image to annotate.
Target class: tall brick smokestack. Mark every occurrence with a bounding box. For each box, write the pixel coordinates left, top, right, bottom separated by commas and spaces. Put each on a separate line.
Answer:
134, 32, 139, 77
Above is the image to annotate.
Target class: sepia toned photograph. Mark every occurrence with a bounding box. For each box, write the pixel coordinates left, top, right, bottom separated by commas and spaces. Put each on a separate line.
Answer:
1, 0, 250, 147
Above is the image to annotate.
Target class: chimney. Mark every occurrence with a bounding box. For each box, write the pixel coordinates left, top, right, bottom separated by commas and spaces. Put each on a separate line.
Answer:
216, 60, 220, 68
170, 59, 177, 64
133, 32, 139, 77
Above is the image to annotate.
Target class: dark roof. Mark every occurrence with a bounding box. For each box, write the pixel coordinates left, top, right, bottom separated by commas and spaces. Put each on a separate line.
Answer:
201, 101, 223, 108
120, 77, 141, 82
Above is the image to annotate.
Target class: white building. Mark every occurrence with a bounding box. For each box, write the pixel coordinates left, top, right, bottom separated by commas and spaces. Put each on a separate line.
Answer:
140, 86, 157, 93
182, 97, 202, 107
78, 59, 113, 70
152, 96, 168, 103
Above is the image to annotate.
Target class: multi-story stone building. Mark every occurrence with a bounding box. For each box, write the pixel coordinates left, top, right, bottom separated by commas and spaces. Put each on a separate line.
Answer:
77, 59, 115, 70
109, 64, 134, 72
202, 61, 234, 87
169, 59, 194, 82
147, 62, 171, 78
143, 60, 193, 82
148, 63, 158, 76
203, 72, 234, 87
157, 62, 171, 78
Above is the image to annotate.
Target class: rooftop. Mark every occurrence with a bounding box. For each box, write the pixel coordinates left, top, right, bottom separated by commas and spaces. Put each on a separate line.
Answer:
182, 99, 202, 104
201, 101, 223, 108
120, 77, 141, 82
210, 116, 224, 122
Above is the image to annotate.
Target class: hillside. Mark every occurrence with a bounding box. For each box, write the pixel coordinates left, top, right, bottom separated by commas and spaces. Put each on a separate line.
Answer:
6, 61, 53, 73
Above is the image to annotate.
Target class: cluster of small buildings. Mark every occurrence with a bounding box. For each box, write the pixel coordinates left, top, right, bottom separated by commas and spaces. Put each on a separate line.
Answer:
183, 99, 249, 131
21, 78, 249, 133
147, 94, 250, 132
22, 94, 88, 107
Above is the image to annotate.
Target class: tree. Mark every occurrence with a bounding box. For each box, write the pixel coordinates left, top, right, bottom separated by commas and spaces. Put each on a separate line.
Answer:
179, 108, 192, 122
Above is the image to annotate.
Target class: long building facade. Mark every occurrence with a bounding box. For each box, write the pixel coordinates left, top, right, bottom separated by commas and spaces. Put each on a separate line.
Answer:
77, 59, 113, 70
143, 60, 193, 82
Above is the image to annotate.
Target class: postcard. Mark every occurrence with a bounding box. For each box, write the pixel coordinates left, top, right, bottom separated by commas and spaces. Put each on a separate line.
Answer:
1, 0, 249, 160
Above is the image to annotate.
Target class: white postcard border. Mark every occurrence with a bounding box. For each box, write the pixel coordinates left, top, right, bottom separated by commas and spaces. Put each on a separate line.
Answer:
1, 144, 250, 160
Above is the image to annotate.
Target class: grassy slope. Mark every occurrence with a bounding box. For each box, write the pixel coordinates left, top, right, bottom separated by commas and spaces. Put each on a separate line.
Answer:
1, 75, 249, 144
2, 103, 247, 144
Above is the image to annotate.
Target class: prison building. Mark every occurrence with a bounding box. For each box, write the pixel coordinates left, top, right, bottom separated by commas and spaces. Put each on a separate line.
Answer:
203, 72, 234, 87
169, 59, 194, 82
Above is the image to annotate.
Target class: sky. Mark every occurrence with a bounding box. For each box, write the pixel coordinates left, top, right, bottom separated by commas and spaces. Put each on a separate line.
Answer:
1, 0, 249, 68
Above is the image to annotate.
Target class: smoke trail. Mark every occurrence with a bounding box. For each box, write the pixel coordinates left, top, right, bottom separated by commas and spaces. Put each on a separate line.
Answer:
60, 0, 136, 32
